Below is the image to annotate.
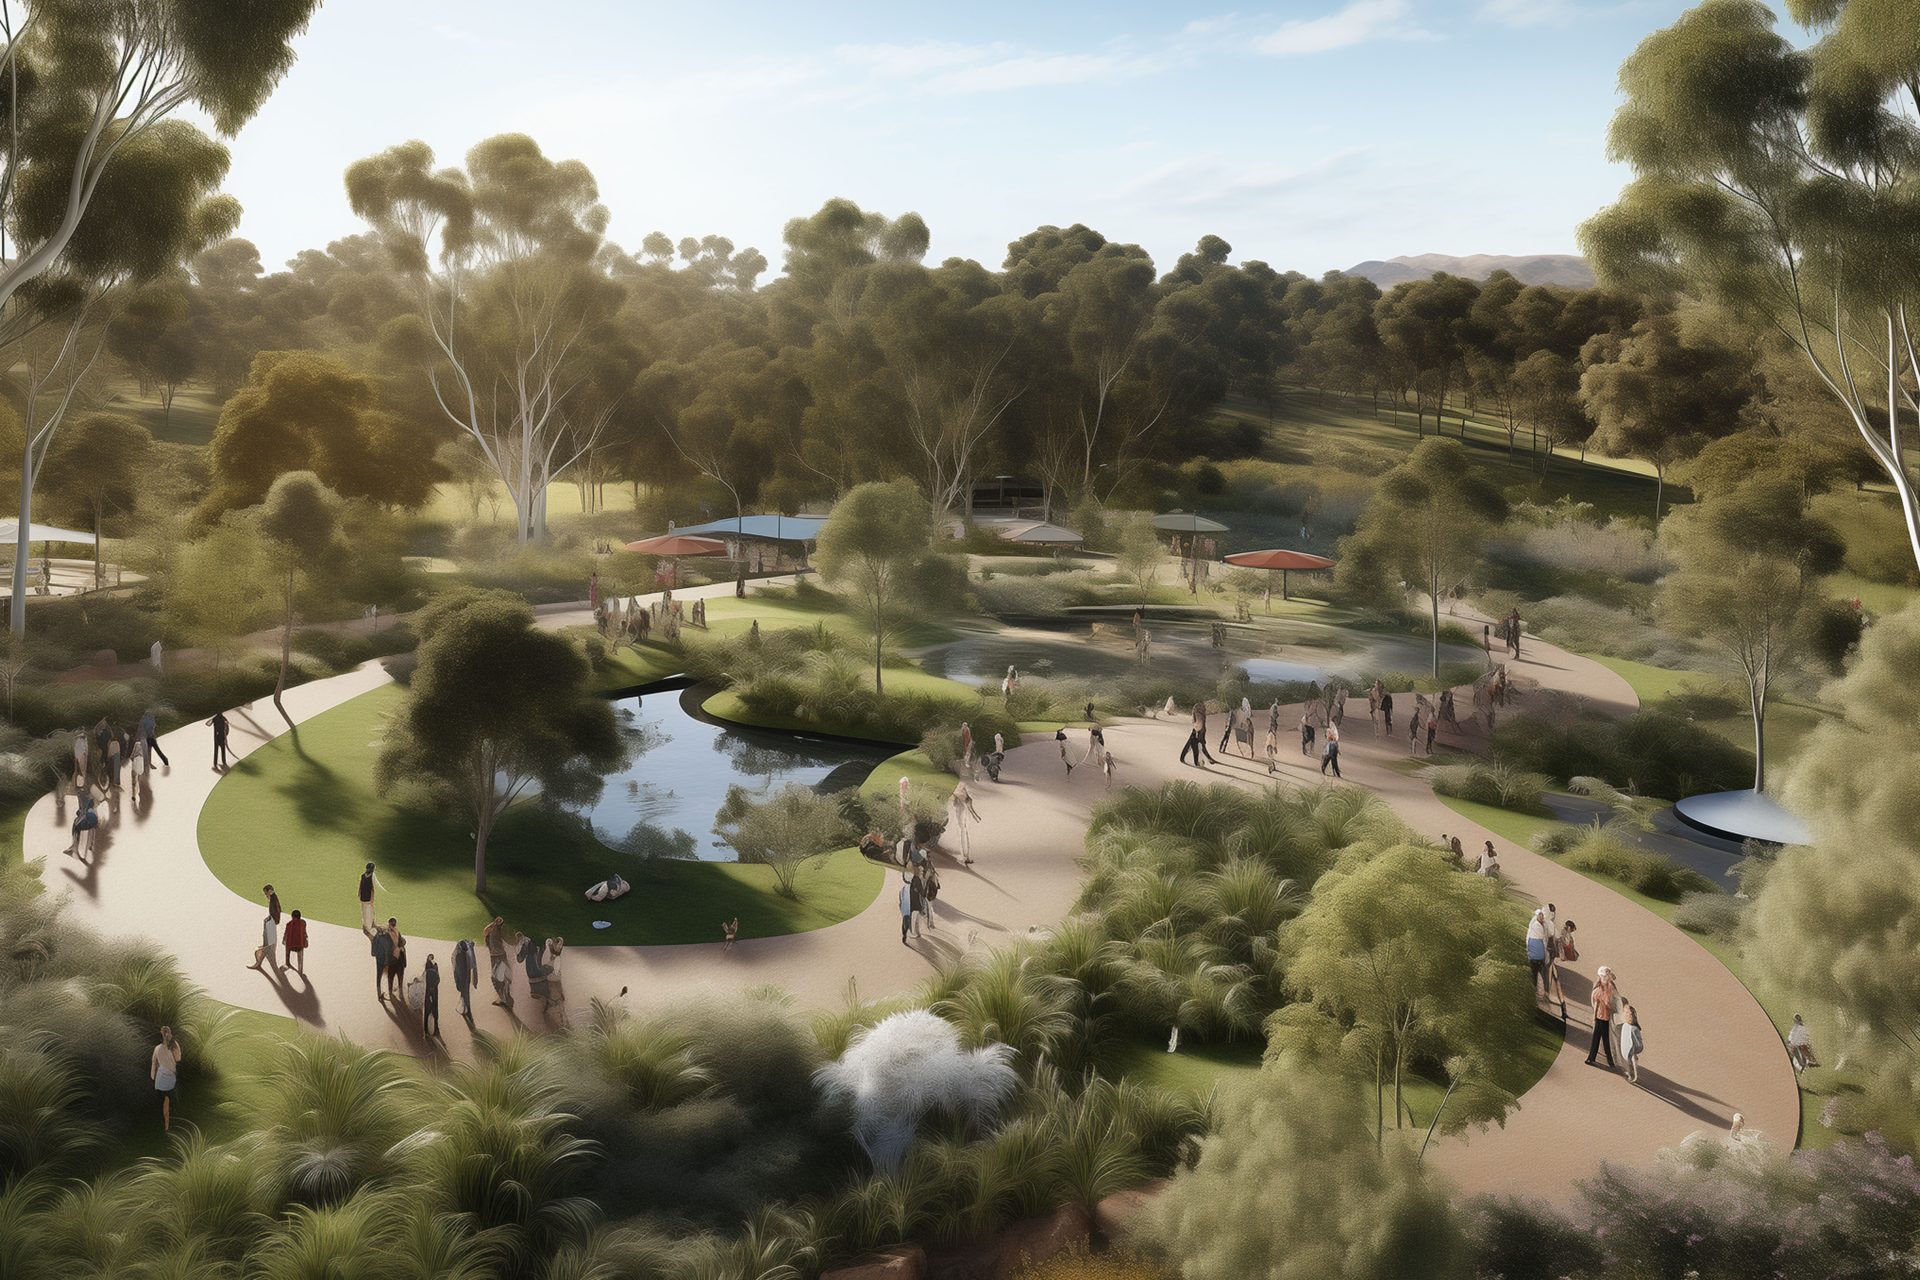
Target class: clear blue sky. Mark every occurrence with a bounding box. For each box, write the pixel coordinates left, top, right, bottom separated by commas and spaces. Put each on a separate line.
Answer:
208, 0, 1712, 279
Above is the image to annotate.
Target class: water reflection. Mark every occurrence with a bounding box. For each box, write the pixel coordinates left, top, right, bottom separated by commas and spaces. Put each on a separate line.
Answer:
571, 685, 895, 861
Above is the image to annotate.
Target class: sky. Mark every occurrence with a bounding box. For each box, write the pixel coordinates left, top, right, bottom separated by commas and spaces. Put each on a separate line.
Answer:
203, 0, 1708, 280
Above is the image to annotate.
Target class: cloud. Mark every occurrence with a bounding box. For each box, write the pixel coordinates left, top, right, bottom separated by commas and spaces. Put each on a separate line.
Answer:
1476, 0, 1579, 27
1254, 0, 1438, 55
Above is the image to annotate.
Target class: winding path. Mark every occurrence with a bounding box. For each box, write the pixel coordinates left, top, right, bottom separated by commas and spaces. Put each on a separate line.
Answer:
26, 588, 1798, 1204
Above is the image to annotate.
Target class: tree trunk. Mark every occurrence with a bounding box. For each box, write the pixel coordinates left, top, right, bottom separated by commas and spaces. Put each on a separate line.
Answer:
273, 568, 294, 727
93, 506, 103, 588
474, 802, 494, 894
1393, 1045, 1405, 1130
1749, 681, 1767, 794
1429, 570, 1442, 680
1653, 467, 1664, 524
9, 469, 34, 636
873, 618, 884, 697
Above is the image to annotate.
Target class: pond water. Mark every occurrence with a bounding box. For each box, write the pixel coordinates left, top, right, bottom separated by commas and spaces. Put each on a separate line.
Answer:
570, 684, 895, 861
915, 615, 1477, 691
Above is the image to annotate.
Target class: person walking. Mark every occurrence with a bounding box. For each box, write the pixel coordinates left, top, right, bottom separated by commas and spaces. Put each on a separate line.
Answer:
1055, 727, 1074, 775
959, 721, 974, 779
1425, 716, 1437, 755
451, 938, 476, 1019
106, 728, 122, 794
1618, 1000, 1644, 1083
250, 909, 278, 972
385, 919, 407, 1003
1264, 722, 1279, 775
1268, 699, 1281, 743
1321, 723, 1342, 778
1217, 704, 1237, 756
1102, 749, 1116, 790
910, 871, 932, 935
1787, 1014, 1816, 1071
1333, 685, 1348, 726
357, 863, 379, 934
488, 936, 516, 1011
207, 710, 231, 770
1477, 840, 1501, 876
1380, 689, 1394, 735
1585, 965, 1619, 1069
64, 781, 99, 860
899, 874, 917, 944
283, 910, 309, 975
151, 1026, 182, 1133
422, 954, 442, 1039
1525, 908, 1552, 997
721, 917, 739, 948
140, 708, 169, 768
1080, 723, 1105, 769
948, 783, 980, 866
370, 923, 393, 1001
1299, 709, 1315, 756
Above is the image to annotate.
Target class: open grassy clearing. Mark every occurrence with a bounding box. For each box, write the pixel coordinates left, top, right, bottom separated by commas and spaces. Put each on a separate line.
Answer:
1587, 653, 1837, 776
198, 683, 883, 947
101, 382, 225, 447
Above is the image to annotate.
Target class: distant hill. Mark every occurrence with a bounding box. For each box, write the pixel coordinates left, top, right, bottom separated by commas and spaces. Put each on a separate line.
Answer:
1342, 254, 1597, 289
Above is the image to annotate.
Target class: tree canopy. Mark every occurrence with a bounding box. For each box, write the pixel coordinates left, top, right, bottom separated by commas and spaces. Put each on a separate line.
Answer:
376, 590, 622, 893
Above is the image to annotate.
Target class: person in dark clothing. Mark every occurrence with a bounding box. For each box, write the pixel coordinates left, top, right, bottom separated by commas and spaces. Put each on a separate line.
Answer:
1380, 691, 1394, 734
140, 709, 169, 767
370, 927, 393, 1000
422, 955, 442, 1038
1321, 726, 1342, 778
1181, 703, 1217, 766
207, 711, 231, 769
451, 940, 476, 1019
358, 863, 377, 934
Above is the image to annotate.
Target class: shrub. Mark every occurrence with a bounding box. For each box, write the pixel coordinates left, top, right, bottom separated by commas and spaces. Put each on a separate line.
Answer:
1672, 890, 1744, 940
1492, 706, 1752, 801
815, 1010, 1020, 1173
1421, 761, 1548, 812
1559, 831, 1717, 902
1529, 826, 1581, 856
715, 783, 855, 898
291, 624, 417, 673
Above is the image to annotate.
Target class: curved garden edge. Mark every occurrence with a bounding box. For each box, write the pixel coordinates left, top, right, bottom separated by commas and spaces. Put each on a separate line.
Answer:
23, 592, 1801, 1206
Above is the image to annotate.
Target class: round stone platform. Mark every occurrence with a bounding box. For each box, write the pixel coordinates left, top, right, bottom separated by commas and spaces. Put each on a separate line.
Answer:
1672, 788, 1813, 847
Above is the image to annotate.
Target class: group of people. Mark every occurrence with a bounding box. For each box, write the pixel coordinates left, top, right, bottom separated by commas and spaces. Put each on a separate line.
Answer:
248, 882, 309, 975
1522, 903, 1647, 1083
63, 709, 171, 861
1052, 723, 1116, 787
1174, 696, 1345, 780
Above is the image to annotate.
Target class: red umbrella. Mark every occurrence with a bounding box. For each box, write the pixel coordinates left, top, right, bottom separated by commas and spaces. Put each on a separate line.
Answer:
622, 534, 727, 557
1223, 548, 1335, 603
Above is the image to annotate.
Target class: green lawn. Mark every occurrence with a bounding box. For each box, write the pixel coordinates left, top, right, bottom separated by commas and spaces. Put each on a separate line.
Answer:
1587, 653, 1836, 777
103, 382, 225, 446
701, 662, 989, 742
198, 684, 883, 946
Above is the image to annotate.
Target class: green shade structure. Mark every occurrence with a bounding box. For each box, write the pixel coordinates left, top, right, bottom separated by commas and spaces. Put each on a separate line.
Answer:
1224, 547, 1335, 602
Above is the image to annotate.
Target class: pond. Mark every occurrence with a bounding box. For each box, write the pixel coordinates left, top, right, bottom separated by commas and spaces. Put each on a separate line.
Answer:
914, 615, 1479, 691
569, 684, 896, 861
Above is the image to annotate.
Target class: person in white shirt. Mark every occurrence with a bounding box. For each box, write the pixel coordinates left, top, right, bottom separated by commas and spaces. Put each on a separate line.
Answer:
1786, 1014, 1815, 1071
1477, 841, 1501, 876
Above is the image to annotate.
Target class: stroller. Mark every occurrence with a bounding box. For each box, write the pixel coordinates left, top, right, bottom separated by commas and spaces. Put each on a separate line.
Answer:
980, 750, 1005, 782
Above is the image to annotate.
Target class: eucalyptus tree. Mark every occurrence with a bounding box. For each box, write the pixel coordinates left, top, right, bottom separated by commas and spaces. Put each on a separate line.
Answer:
37, 410, 149, 585
347, 134, 629, 545
1577, 311, 1757, 519
0, 0, 318, 633
1346, 438, 1509, 678
865, 257, 1027, 520
255, 471, 344, 724
1656, 472, 1843, 791
1039, 247, 1168, 499
1373, 275, 1479, 438
1583, 0, 1920, 571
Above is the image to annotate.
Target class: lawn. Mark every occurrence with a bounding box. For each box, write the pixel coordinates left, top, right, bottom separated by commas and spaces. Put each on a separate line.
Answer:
1587, 653, 1836, 776
701, 663, 989, 742
103, 382, 225, 447
198, 684, 883, 947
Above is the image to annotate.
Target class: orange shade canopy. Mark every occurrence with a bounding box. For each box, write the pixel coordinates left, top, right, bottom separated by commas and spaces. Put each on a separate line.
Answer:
1224, 548, 1334, 571
623, 534, 728, 557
